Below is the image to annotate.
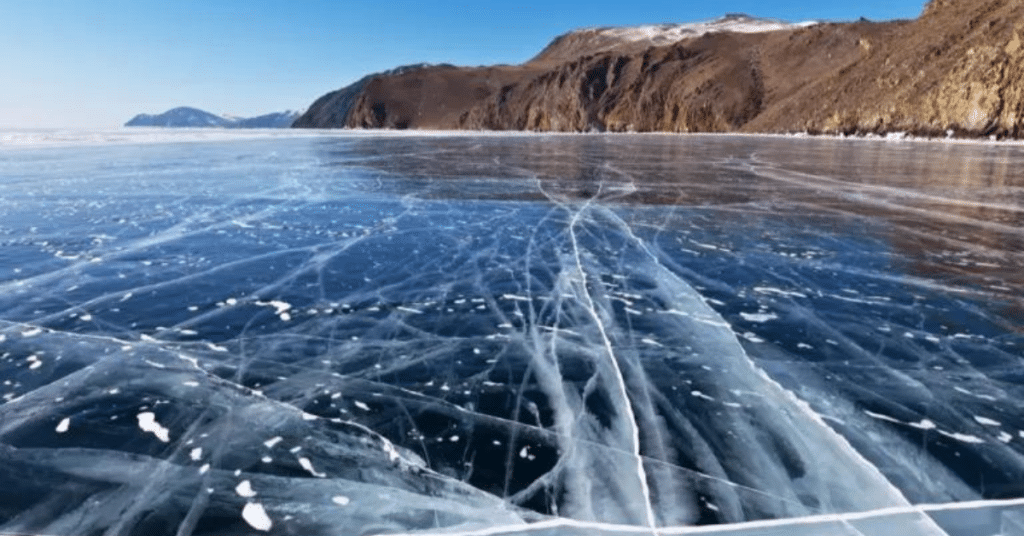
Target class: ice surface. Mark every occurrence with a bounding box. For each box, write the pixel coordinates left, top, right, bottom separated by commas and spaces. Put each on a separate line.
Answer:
1, 133, 1023, 535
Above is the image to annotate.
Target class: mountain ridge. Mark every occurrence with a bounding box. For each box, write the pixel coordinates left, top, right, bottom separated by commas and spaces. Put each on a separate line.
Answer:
126, 107, 300, 129
293, 0, 1024, 139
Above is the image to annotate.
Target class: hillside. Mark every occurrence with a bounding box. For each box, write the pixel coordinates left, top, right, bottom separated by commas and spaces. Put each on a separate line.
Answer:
294, 0, 1024, 138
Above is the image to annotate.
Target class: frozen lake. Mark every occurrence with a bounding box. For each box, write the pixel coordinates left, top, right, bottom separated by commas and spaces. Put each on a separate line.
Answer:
1, 131, 1023, 536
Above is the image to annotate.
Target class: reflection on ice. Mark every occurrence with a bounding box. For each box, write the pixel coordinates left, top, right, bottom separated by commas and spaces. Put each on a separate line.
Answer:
1, 133, 1023, 535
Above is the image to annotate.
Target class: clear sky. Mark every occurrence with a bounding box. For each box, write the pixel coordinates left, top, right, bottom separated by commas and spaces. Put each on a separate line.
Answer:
1, 0, 928, 129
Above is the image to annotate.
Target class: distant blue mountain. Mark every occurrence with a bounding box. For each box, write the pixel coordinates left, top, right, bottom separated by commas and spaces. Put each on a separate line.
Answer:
125, 107, 300, 128
231, 111, 302, 128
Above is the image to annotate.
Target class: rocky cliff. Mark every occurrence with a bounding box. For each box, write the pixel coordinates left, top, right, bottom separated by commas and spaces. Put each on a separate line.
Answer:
294, 0, 1024, 138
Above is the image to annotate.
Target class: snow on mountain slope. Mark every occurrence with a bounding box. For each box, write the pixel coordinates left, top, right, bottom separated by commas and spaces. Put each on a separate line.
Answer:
590, 14, 818, 45
531, 14, 817, 64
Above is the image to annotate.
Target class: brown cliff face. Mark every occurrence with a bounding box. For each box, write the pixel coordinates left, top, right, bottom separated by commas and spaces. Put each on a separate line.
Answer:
294, 0, 1024, 138
343, 65, 544, 130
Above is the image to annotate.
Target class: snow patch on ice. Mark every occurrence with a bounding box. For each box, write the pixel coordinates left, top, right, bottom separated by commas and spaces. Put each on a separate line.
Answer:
241, 502, 272, 531
740, 312, 778, 323
974, 415, 1002, 427
298, 457, 326, 478
235, 480, 257, 498
136, 412, 170, 442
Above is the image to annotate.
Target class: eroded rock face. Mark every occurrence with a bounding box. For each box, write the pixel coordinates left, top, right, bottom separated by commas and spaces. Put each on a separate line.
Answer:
295, 0, 1024, 138
782, 0, 1024, 137
458, 32, 770, 133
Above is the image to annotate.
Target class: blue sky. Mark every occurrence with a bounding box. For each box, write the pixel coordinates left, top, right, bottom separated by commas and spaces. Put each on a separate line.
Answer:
1, 0, 927, 128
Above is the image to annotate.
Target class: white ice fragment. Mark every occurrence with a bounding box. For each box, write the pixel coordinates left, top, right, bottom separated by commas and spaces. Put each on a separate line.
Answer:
640, 338, 663, 347
999, 432, 1014, 443
256, 300, 291, 315
242, 502, 272, 531
974, 416, 1002, 427
298, 457, 326, 477
909, 419, 937, 430
691, 390, 716, 401
396, 306, 422, 314
198, 464, 210, 474
225, 298, 238, 306
938, 430, 985, 444
354, 401, 370, 411
56, 418, 70, 433
740, 332, 765, 343
740, 312, 778, 323
279, 312, 291, 321
753, 286, 808, 298
449, 435, 459, 442
332, 495, 350, 506
235, 480, 257, 498
261, 456, 272, 463
190, 447, 203, 461
136, 412, 171, 442
797, 343, 814, 349
864, 410, 903, 425
22, 327, 42, 337
381, 439, 402, 463
79, 314, 93, 321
